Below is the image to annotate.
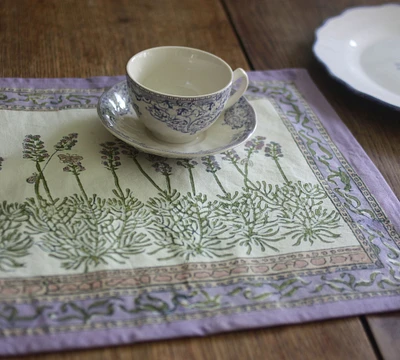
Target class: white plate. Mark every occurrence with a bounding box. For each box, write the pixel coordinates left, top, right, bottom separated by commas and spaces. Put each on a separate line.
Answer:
313, 4, 400, 109
97, 81, 257, 158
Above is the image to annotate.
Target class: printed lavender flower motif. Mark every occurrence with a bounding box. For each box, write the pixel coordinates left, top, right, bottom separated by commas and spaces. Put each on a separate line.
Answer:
112, 140, 165, 194
152, 161, 172, 176
177, 159, 198, 194
239, 136, 266, 169
176, 159, 198, 169
265, 141, 288, 184
202, 156, 227, 194
22, 134, 55, 202
240, 158, 253, 167
54, 133, 78, 151
22, 135, 49, 162
26, 173, 38, 184
244, 136, 266, 153
144, 154, 173, 194
117, 140, 140, 159
146, 154, 172, 176
222, 149, 240, 163
100, 142, 121, 171
58, 154, 86, 173
57, 153, 90, 203
0, 156, 3, 171
265, 142, 283, 159
202, 155, 221, 173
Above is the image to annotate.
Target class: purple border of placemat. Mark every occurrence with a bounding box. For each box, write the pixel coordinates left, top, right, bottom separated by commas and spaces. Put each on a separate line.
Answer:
0, 76, 125, 89
1, 70, 399, 356
4, 296, 400, 355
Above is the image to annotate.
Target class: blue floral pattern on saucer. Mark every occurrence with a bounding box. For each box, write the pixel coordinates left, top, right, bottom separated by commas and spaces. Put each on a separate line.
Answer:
222, 96, 254, 131
97, 81, 257, 158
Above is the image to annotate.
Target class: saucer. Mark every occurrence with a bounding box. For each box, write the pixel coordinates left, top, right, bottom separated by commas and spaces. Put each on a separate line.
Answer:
97, 81, 257, 158
313, 4, 400, 109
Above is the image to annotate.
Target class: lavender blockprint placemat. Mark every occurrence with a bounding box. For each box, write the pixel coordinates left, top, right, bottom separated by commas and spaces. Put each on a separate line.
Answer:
0, 70, 398, 356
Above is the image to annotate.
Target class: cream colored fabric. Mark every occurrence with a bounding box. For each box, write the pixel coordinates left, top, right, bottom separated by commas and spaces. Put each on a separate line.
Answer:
0, 99, 358, 277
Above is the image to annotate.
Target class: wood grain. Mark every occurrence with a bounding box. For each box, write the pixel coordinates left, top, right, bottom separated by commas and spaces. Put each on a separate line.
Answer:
368, 314, 400, 360
0, 0, 248, 78
0, 0, 396, 359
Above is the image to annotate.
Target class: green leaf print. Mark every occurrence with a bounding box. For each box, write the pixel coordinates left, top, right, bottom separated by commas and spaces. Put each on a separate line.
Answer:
12, 130, 344, 270
0, 201, 33, 270
217, 191, 283, 254
20, 135, 152, 272
147, 192, 235, 260
29, 193, 151, 272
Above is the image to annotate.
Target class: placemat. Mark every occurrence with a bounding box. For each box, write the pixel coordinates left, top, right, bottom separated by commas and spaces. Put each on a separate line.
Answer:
0, 70, 398, 356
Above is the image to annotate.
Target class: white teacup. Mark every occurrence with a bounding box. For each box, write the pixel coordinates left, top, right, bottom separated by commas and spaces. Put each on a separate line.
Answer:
126, 46, 249, 144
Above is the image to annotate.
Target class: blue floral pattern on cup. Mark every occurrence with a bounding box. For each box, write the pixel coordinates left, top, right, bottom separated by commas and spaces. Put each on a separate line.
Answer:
97, 80, 257, 158
127, 77, 231, 135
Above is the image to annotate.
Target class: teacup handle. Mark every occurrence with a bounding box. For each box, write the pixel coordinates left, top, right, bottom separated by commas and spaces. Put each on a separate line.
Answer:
224, 68, 249, 109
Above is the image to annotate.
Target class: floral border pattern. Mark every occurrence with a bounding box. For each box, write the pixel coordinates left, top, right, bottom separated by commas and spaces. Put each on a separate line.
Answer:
0, 246, 370, 301
0, 87, 102, 111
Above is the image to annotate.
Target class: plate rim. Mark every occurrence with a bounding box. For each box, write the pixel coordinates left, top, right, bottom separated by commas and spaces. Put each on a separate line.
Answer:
312, 3, 400, 111
97, 81, 258, 158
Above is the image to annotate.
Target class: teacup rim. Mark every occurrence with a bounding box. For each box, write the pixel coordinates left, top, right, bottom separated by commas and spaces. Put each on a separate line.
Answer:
126, 46, 234, 99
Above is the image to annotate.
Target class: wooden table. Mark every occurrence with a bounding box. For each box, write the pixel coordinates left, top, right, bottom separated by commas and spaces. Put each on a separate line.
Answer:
1, 0, 399, 359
